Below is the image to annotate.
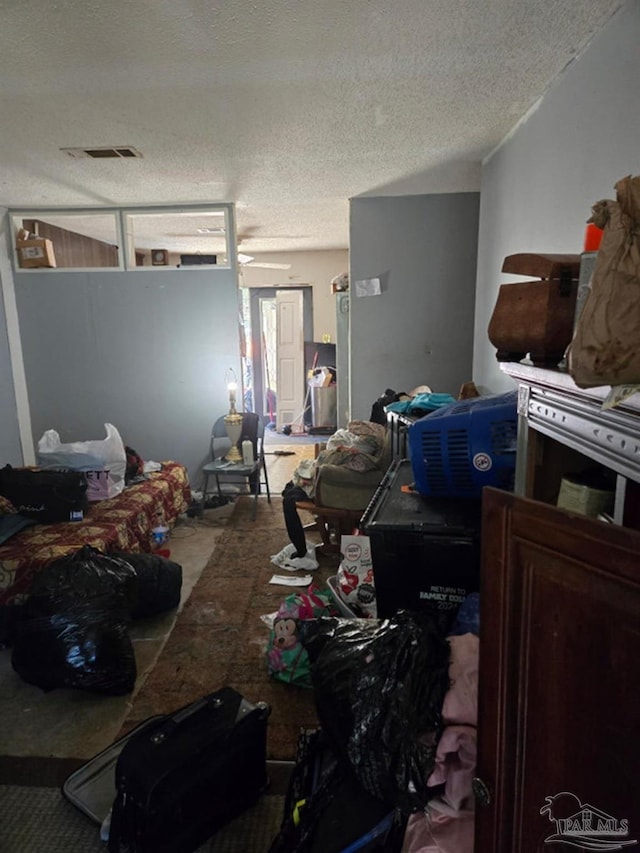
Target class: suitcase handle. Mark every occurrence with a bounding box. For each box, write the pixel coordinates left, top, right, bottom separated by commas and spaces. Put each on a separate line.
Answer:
148, 692, 269, 746
173, 695, 222, 725
150, 695, 224, 744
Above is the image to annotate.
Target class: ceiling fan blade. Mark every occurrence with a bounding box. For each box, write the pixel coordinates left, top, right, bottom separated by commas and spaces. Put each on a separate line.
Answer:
237, 252, 291, 270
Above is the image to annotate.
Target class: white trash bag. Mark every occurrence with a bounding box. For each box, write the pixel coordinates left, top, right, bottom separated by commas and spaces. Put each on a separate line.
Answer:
37, 423, 127, 500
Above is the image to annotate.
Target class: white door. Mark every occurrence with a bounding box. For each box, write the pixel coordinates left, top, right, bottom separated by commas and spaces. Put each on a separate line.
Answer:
276, 289, 304, 431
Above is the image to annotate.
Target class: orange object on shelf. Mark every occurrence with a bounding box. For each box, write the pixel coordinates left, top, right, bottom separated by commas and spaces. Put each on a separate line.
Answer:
583, 222, 604, 252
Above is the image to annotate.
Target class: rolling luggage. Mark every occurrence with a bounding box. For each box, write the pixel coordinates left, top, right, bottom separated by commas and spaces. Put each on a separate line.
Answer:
63, 716, 165, 829
104, 687, 270, 853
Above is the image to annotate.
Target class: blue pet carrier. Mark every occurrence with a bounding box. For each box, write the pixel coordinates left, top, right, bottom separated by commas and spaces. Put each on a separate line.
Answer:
408, 390, 518, 497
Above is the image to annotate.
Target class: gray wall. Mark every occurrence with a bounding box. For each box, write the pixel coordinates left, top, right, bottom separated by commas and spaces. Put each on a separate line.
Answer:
473, 1, 637, 394
14, 267, 240, 487
349, 193, 480, 419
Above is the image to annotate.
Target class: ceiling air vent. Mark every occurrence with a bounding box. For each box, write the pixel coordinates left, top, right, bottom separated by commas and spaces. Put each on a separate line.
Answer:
61, 146, 143, 159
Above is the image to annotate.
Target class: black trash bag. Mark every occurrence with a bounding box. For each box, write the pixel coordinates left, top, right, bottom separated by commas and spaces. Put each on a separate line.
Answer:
0, 604, 25, 648
300, 609, 452, 814
114, 551, 182, 619
11, 546, 137, 695
26, 545, 138, 614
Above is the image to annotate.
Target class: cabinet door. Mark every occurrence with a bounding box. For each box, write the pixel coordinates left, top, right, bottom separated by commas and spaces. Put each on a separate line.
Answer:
476, 487, 640, 852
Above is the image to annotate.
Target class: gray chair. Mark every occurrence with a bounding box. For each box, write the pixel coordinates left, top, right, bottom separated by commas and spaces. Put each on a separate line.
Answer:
200, 412, 271, 520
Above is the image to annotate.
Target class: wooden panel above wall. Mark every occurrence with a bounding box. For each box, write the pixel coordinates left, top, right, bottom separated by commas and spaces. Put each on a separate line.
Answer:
23, 219, 119, 268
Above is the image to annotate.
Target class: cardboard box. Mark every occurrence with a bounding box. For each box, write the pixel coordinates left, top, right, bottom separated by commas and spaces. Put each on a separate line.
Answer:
17, 238, 57, 268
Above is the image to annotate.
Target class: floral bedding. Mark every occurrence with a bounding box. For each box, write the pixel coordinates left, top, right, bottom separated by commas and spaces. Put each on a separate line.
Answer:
0, 461, 191, 606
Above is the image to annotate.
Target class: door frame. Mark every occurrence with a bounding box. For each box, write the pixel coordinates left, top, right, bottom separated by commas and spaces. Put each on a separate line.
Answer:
248, 286, 313, 422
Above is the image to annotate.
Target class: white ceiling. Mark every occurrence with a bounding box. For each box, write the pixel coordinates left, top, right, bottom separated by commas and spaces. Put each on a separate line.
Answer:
0, 0, 622, 257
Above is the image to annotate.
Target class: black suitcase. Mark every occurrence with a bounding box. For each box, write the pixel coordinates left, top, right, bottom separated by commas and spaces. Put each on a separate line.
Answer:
108, 686, 271, 853
63, 715, 165, 829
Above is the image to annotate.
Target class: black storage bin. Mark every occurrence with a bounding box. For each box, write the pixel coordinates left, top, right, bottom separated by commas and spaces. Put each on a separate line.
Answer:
361, 459, 481, 620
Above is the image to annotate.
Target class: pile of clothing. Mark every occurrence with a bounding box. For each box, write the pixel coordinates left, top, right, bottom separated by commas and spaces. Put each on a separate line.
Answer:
268, 595, 480, 853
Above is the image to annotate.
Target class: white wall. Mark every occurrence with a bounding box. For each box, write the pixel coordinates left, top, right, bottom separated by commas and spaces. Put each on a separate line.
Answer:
0, 210, 33, 465
473, 1, 637, 394
238, 249, 348, 343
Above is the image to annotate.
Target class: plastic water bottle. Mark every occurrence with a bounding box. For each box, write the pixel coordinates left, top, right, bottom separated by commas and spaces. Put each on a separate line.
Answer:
151, 510, 170, 548
242, 439, 255, 466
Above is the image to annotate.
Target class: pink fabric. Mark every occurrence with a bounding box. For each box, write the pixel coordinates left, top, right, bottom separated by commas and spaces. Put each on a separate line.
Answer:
402, 807, 475, 853
401, 634, 479, 853
427, 725, 476, 811
402, 724, 477, 853
441, 633, 478, 726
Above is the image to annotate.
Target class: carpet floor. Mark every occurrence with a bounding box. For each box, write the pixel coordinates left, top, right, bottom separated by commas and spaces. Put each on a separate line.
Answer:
0, 493, 342, 852
0, 784, 285, 853
118, 494, 341, 761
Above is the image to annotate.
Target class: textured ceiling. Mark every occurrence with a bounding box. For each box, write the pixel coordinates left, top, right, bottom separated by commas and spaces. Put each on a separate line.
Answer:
0, 0, 622, 256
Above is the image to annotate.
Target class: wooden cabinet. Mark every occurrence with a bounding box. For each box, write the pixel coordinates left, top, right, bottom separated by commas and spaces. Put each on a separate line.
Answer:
476, 489, 640, 851
475, 365, 640, 850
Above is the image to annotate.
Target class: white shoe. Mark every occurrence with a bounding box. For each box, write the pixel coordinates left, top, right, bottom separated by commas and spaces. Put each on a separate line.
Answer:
270, 541, 318, 569
280, 552, 319, 572
270, 543, 298, 566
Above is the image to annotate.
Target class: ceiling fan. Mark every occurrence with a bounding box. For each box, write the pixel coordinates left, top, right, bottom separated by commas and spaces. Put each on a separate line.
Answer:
237, 252, 291, 270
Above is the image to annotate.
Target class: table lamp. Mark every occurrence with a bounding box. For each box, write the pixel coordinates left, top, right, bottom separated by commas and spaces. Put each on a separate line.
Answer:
224, 369, 243, 462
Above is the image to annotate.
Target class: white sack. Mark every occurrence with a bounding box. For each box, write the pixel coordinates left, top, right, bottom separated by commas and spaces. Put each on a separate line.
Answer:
37, 423, 127, 499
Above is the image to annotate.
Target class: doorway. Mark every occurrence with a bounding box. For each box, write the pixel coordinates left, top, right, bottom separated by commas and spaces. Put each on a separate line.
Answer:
246, 286, 313, 429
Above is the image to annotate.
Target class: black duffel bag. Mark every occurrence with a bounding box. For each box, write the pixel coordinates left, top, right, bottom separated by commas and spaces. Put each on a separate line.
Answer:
0, 464, 88, 524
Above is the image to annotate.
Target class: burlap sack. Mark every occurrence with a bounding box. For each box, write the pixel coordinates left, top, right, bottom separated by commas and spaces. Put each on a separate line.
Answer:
568, 175, 640, 388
